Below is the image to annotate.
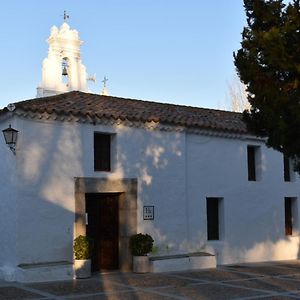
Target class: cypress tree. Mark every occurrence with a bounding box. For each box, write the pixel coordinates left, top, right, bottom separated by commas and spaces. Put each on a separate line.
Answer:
234, 0, 300, 171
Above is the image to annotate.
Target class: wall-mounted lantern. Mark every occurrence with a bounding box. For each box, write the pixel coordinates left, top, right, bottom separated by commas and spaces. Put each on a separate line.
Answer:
2, 124, 18, 154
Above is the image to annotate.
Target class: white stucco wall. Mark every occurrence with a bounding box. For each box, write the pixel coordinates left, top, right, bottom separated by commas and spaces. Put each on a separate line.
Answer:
186, 133, 300, 265
1, 115, 300, 279
0, 118, 19, 280
15, 118, 188, 265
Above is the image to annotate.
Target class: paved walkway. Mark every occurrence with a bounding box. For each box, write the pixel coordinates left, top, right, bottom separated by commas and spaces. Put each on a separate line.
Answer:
1, 260, 300, 299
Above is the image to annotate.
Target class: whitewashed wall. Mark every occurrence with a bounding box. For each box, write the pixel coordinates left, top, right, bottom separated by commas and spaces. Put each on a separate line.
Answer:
0, 117, 19, 280
186, 133, 300, 264
0, 115, 299, 280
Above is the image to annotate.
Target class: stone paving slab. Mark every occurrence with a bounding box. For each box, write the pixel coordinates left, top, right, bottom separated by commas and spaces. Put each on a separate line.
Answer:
167, 269, 261, 282
0, 286, 46, 300
277, 264, 300, 269
156, 282, 269, 300
1, 261, 300, 299
276, 263, 300, 271
66, 290, 177, 300
268, 261, 300, 267
224, 265, 300, 277
102, 272, 199, 287
26, 278, 132, 296
222, 277, 300, 293
256, 296, 300, 299
281, 274, 300, 280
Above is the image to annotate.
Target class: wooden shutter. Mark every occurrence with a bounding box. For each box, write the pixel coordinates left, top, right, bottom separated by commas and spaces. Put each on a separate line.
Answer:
285, 197, 293, 236
207, 198, 219, 240
247, 146, 256, 181
94, 133, 111, 171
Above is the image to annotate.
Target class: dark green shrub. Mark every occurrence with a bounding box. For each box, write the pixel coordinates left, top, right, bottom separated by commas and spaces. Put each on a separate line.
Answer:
129, 233, 154, 256
73, 235, 93, 260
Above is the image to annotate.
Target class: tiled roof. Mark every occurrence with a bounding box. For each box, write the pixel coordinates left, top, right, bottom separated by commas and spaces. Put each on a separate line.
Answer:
1, 91, 247, 134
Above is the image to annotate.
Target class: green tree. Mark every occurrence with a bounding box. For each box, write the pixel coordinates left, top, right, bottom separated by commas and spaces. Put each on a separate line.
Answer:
234, 0, 300, 171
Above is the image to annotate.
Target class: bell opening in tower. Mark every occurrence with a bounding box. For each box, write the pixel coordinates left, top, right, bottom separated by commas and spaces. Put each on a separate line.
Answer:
62, 57, 69, 86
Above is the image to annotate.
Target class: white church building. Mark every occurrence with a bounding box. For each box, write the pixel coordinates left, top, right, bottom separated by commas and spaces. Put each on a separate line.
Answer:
0, 20, 300, 282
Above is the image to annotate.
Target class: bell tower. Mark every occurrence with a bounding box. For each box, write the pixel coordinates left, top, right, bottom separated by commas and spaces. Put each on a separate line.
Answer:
36, 16, 88, 98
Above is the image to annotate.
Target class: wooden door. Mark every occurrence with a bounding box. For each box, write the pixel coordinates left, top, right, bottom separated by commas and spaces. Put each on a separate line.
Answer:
86, 193, 119, 271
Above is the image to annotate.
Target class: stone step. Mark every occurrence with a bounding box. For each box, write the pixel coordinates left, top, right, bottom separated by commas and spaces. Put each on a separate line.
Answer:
149, 252, 216, 273
16, 261, 73, 283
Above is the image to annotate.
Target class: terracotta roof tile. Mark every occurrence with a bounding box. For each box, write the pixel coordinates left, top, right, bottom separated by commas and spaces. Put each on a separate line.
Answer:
1, 91, 247, 134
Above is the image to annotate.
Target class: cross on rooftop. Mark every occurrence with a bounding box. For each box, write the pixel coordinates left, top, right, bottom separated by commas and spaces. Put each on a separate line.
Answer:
64, 10, 69, 22
102, 76, 108, 87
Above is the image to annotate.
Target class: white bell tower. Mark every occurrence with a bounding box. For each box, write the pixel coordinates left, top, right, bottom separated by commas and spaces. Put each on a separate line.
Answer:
36, 15, 88, 98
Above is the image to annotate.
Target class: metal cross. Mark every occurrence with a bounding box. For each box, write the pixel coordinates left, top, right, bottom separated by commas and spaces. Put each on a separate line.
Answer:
102, 76, 108, 87
64, 10, 69, 22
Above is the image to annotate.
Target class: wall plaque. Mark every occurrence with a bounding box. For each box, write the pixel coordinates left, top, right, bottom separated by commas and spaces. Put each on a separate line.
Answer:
143, 206, 154, 220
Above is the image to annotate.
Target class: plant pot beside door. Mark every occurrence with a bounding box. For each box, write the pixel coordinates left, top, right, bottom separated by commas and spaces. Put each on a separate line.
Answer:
129, 233, 154, 273
73, 235, 93, 279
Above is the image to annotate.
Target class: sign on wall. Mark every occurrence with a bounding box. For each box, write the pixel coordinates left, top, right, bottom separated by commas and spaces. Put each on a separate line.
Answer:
143, 206, 154, 220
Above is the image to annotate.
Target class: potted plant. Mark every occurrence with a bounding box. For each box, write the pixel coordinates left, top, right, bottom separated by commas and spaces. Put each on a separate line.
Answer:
129, 233, 154, 273
73, 235, 93, 279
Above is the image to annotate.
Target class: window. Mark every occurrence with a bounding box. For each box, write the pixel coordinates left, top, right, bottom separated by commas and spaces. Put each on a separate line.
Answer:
94, 133, 111, 171
283, 156, 294, 182
206, 198, 221, 240
247, 145, 260, 181
285, 197, 297, 236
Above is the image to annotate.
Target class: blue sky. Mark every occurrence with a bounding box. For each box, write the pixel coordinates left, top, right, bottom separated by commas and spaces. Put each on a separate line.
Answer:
0, 0, 246, 109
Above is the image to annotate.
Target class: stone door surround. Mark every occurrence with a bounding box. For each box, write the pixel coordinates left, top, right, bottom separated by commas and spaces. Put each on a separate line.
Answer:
75, 177, 137, 271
